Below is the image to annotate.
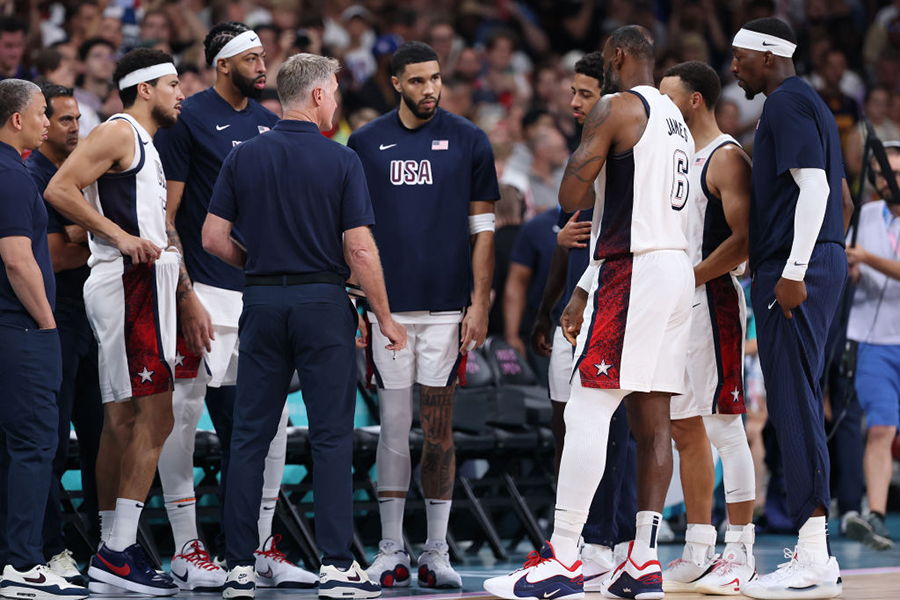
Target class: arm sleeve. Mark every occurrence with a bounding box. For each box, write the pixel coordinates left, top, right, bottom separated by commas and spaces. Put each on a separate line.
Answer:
782, 167, 829, 281
341, 154, 375, 231
155, 115, 192, 182
208, 150, 238, 222
471, 129, 500, 202
0, 172, 37, 239
766, 92, 827, 176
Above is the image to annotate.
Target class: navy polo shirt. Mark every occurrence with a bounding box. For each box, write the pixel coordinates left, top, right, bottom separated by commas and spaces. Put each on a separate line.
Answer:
0, 141, 55, 325
510, 208, 563, 314
25, 148, 90, 303
750, 77, 846, 271
560, 208, 593, 323
348, 108, 499, 312
156, 88, 279, 292
208, 119, 374, 280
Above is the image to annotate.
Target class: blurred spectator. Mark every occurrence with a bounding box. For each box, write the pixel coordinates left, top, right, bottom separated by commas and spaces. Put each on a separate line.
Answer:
348, 107, 379, 131
74, 38, 115, 136
140, 9, 172, 46
715, 98, 741, 138
875, 53, 900, 91
34, 47, 76, 89
97, 14, 124, 52
342, 6, 377, 90
256, 25, 285, 89
257, 87, 282, 118
0, 16, 28, 80
863, 0, 900, 80
454, 46, 482, 83
489, 184, 526, 338
814, 49, 861, 163
720, 73, 766, 149
441, 76, 474, 120
176, 65, 205, 99
524, 125, 568, 212
667, 0, 726, 69
531, 62, 559, 111
863, 87, 900, 145
63, 2, 101, 50
345, 34, 400, 115
473, 28, 530, 108
427, 18, 462, 77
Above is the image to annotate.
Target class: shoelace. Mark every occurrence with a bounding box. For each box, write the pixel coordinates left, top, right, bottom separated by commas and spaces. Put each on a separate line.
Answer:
256, 535, 291, 564
52, 550, 78, 570
665, 557, 688, 569
177, 541, 221, 571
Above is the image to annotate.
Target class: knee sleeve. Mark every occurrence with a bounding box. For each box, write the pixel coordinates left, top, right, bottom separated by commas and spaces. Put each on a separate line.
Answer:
158, 377, 207, 498
557, 380, 626, 513
704, 414, 755, 504
376, 387, 414, 493
262, 403, 290, 499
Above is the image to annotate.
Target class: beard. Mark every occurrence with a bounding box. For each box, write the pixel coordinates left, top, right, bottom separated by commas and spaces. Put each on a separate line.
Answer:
233, 70, 264, 99
401, 89, 440, 120
601, 62, 620, 95
152, 104, 178, 129
744, 87, 757, 101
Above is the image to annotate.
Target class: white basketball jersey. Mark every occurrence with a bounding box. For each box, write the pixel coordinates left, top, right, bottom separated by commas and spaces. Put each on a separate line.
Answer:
592, 85, 694, 262
84, 113, 168, 266
686, 133, 742, 269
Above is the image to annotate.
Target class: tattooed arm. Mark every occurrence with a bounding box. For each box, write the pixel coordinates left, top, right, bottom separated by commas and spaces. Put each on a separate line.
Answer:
167, 180, 214, 354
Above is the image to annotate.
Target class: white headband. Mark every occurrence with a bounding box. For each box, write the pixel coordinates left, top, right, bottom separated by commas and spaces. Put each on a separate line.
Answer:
118, 62, 177, 90
214, 30, 263, 64
732, 28, 796, 58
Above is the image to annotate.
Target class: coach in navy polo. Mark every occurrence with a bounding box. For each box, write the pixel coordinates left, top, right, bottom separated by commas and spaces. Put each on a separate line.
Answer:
0, 79, 85, 599
203, 53, 405, 599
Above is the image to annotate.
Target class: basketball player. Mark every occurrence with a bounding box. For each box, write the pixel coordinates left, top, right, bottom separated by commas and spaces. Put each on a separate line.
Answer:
658, 61, 757, 595
44, 48, 184, 596
531, 51, 638, 589
731, 17, 853, 599
153, 22, 314, 590
485, 26, 694, 600
348, 41, 498, 589
25, 84, 103, 585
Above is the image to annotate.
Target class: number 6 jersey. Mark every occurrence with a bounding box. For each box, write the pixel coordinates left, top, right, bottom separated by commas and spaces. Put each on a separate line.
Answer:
592, 85, 695, 262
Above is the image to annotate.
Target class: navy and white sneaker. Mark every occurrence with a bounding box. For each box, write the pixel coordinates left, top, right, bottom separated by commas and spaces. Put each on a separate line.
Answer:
599, 541, 663, 599
319, 561, 381, 598
222, 566, 256, 599
88, 544, 177, 596
1, 564, 88, 600
483, 541, 584, 600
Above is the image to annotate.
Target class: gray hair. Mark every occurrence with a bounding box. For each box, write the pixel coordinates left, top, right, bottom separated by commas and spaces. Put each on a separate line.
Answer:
277, 53, 340, 110
0, 79, 41, 126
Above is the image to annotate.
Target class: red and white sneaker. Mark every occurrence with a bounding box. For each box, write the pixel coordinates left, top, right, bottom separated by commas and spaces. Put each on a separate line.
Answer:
170, 539, 226, 592
599, 542, 663, 600
483, 541, 584, 600
694, 547, 757, 595
254, 535, 318, 588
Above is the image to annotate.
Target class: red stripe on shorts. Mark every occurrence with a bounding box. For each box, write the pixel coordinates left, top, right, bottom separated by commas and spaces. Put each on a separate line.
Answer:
123, 263, 171, 397
706, 274, 746, 414
577, 256, 632, 389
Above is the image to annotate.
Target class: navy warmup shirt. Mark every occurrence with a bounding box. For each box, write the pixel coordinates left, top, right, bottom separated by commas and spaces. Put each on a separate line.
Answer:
348, 108, 499, 313
560, 208, 593, 323
510, 208, 563, 314
0, 141, 55, 325
25, 148, 89, 304
209, 119, 374, 279
750, 76, 846, 271
155, 88, 279, 291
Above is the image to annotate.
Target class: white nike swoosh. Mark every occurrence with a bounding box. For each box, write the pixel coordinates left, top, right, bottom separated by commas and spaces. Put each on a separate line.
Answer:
216, 124, 231, 131
768, 299, 777, 310
379, 143, 397, 150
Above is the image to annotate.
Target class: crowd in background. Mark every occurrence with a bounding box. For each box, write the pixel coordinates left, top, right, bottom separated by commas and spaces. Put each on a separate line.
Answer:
2, 0, 898, 536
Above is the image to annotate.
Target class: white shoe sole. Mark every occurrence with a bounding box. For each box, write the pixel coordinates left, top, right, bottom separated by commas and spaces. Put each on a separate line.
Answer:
318, 586, 382, 598
222, 585, 255, 599
741, 581, 842, 599
88, 581, 142, 595
0, 585, 88, 600
661, 579, 698, 593
256, 575, 318, 588
87, 566, 178, 596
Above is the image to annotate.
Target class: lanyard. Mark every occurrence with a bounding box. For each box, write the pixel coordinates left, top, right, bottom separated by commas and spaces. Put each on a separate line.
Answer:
884, 204, 899, 256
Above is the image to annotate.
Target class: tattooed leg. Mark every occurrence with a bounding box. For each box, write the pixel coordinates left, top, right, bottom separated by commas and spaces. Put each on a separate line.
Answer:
420, 384, 455, 499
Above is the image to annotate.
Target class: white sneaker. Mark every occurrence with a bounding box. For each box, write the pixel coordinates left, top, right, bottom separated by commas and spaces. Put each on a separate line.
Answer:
254, 534, 318, 588
171, 539, 227, 591
581, 544, 616, 592
86, 581, 138, 596
1, 564, 88, 600
48, 550, 85, 586
741, 548, 841, 599
693, 547, 757, 595
661, 554, 718, 592
600, 541, 663, 599
483, 541, 584, 600
320, 561, 381, 598
365, 539, 412, 587
222, 566, 256, 599
417, 540, 462, 588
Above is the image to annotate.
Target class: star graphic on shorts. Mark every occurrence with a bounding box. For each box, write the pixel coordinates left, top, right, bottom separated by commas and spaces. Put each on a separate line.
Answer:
595, 360, 612, 377
731, 386, 741, 403
138, 367, 154, 383
174, 351, 185, 367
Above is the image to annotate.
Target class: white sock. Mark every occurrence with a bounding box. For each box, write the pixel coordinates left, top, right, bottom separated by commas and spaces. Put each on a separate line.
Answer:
106, 498, 144, 552
723, 523, 754, 563
99, 510, 115, 547
798, 516, 829, 564
164, 495, 198, 552
682, 523, 717, 565
258, 495, 278, 550
632, 511, 663, 565
379, 497, 405, 544
425, 499, 451, 544
550, 506, 588, 566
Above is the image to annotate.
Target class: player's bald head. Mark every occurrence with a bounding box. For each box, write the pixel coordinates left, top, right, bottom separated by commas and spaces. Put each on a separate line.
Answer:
605, 26, 655, 63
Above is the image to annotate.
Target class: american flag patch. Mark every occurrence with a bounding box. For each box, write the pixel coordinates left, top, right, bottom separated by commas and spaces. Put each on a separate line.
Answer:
694, 157, 707, 166
432, 139, 449, 150
258, 125, 270, 133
